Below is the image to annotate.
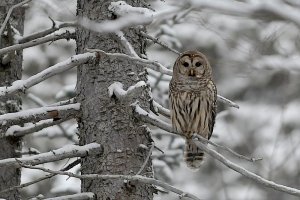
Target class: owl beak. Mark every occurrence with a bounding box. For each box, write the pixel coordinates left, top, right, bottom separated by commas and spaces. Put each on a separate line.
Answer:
189, 69, 195, 77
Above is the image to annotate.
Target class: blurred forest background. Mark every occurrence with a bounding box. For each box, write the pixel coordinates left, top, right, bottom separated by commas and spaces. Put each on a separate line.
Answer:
19, 0, 300, 199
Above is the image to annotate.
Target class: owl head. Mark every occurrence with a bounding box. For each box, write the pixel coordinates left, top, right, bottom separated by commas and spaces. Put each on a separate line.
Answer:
173, 50, 212, 79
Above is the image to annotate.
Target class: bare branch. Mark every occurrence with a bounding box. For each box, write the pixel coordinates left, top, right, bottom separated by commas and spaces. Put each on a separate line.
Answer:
43, 193, 95, 200
0, 143, 101, 168
0, 103, 80, 133
0, 52, 96, 96
140, 31, 180, 55
0, 30, 75, 56
192, 135, 300, 197
21, 164, 201, 200
19, 21, 77, 44
0, 0, 32, 46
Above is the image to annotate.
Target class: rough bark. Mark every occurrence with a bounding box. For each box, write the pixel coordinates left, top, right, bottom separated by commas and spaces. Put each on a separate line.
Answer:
76, 1, 154, 199
0, 0, 24, 199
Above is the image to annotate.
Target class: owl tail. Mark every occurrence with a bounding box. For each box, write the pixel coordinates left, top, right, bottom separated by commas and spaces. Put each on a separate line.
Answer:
184, 139, 205, 171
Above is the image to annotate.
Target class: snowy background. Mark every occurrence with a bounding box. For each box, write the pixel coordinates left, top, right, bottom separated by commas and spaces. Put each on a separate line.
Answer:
19, 0, 300, 199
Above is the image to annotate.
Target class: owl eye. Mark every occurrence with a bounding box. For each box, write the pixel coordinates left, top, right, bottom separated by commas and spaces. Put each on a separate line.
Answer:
195, 62, 202, 67
183, 62, 189, 67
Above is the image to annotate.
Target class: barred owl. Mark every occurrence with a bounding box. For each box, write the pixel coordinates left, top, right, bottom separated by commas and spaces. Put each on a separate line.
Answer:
169, 50, 217, 170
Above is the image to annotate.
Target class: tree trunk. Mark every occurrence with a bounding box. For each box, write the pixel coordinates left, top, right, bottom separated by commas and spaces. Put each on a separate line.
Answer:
76, 1, 154, 200
0, 1, 24, 199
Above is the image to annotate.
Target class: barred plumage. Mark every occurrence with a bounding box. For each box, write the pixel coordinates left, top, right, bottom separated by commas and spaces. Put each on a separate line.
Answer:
169, 50, 217, 170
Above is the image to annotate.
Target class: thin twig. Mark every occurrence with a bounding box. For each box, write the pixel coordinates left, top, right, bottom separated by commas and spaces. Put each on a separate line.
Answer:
136, 142, 155, 175
140, 31, 180, 55
21, 164, 201, 200
194, 135, 262, 162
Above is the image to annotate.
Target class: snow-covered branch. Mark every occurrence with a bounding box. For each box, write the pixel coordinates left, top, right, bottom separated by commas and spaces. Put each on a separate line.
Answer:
108, 81, 147, 100
0, 103, 80, 133
21, 164, 201, 200
0, 52, 96, 96
192, 135, 300, 197
43, 193, 95, 200
151, 100, 171, 118
5, 118, 70, 138
0, 30, 75, 56
0, 143, 101, 168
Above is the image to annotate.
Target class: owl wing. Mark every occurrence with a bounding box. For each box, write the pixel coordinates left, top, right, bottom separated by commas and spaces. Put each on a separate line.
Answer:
208, 80, 217, 140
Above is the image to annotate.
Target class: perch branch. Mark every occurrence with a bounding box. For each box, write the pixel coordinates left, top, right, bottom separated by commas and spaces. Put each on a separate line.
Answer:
192, 135, 300, 197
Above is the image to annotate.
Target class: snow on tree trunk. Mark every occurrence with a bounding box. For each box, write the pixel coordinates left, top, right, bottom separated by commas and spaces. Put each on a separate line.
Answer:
76, 1, 154, 199
0, 0, 24, 199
